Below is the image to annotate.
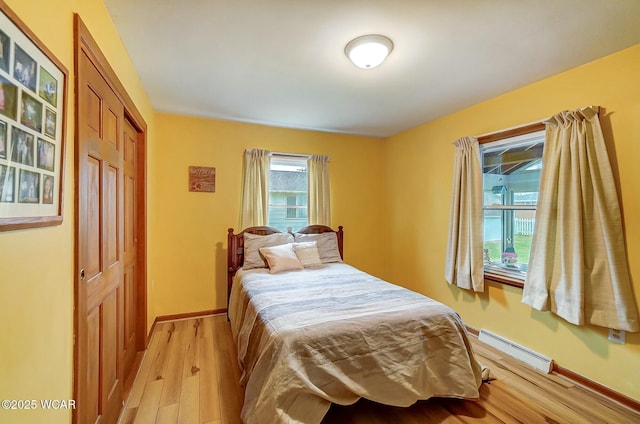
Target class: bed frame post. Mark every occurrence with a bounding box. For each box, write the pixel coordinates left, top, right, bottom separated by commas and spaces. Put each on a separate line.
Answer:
227, 228, 241, 318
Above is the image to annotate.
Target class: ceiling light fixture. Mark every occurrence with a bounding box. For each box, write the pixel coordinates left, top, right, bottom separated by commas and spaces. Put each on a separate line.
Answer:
344, 34, 394, 69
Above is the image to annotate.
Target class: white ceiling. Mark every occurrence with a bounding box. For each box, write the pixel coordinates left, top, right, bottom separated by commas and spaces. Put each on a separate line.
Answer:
104, 0, 640, 138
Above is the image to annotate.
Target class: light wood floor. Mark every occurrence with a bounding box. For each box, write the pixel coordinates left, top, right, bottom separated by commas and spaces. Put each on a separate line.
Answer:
119, 314, 640, 424
119, 315, 243, 424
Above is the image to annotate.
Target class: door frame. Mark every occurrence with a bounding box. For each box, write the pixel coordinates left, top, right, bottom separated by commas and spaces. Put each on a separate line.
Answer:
73, 14, 148, 423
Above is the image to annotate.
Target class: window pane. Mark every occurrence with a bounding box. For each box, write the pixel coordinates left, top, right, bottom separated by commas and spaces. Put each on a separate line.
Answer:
286, 196, 296, 218
483, 204, 536, 278
298, 194, 308, 219
482, 132, 544, 207
268, 156, 308, 231
482, 130, 543, 282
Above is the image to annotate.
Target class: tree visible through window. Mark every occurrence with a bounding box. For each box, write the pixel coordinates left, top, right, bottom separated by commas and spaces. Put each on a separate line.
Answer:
481, 129, 544, 283
268, 155, 308, 231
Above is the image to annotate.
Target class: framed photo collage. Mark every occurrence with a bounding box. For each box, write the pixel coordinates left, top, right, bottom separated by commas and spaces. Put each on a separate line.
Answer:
0, 2, 67, 231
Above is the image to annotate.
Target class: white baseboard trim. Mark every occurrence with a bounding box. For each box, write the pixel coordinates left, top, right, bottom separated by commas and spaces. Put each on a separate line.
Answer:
478, 328, 553, 373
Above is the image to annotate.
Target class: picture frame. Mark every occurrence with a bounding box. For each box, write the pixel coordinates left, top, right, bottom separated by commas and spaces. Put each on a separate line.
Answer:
0, 1, 67, 231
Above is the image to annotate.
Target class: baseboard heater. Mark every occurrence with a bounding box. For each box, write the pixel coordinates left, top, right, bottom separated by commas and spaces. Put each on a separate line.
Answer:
478, 329, 553, 373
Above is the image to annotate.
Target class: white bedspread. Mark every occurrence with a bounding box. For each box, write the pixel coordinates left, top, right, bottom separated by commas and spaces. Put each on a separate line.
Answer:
229, 263, 482, 424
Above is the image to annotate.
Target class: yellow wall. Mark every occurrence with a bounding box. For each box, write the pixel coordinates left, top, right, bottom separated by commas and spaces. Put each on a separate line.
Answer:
0, 1, 155, 423
385, 44, 640, 401
2, 0, 639, 419
150, 114, 387, 316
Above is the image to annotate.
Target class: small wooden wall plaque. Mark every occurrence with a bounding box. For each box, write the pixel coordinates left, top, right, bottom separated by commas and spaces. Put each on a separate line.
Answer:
189, 166, 216, 192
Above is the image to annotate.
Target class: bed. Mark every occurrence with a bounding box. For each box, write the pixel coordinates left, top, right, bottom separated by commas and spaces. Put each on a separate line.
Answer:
227, 225, 483, 424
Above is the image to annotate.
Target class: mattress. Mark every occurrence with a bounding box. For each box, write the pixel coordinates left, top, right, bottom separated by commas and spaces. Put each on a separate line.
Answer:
229, 263, 483, 423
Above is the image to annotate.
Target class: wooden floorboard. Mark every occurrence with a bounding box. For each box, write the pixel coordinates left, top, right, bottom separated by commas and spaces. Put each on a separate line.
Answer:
119, 314, 640, 424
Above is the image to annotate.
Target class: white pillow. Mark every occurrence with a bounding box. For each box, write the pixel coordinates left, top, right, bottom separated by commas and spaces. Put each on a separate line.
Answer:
243, 232, 294, 269
259, 243, 304, 274
293, 241, 323, 268
293, 232, 342, 263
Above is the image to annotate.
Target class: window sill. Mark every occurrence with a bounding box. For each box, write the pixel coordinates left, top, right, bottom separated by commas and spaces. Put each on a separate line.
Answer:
484, 272, 524, 289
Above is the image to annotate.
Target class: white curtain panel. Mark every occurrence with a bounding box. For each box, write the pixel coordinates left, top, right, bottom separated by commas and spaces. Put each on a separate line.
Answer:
522, 107, 639, 332
308, 154, 331, 226
445, 137, 484, 292
241, 149, 270, 229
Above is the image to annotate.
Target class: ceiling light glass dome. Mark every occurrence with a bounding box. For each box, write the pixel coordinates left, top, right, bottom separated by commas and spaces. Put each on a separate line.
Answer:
345, 34, 394, 69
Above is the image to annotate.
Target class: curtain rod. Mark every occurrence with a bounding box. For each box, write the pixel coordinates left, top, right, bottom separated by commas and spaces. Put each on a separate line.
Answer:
243, 149, 311, 158
475, 106, 600, 143
270, 151, 312, 159
271, 152, 332, 162
244, 149, 332, 161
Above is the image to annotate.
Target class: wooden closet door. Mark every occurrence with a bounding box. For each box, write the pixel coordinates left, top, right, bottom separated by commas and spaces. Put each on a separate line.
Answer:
121, 118, 138, 381
76, 48, 125, 424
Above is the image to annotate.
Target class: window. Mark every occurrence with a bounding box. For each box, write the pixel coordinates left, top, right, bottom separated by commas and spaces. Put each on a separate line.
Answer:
268, 155, 308, 231
286, 196, 297, 218
481, 128, 544, 284
285, 195, 308, 219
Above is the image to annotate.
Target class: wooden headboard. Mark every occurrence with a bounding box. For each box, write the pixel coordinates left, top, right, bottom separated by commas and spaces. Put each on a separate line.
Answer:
226, 225, 344, 308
